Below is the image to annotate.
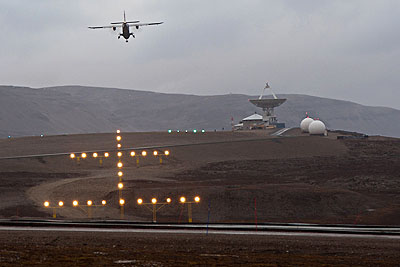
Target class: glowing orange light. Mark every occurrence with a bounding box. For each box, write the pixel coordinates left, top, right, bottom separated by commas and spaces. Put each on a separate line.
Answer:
180, 197, 186, 203
151, 198, 157, 204
119, 199, 125, 206
44, 201, 50, 207
116, 136, 122, 141
137, 198, 143, 205
117, 162, 123, 168
194, 196, 200, 203
116, 130, 121, 134
73, 200, 79, 207
130, 151, 135, 157
164, 150, 170, 156
87, 200, 93, 206
102, 200, 106, 205
70, 153, 75, 159
117, 144, 122, 148
118, 171, 123, 177
58, 201, 64, 207
153, 151, 158, 156
93, 152, 98, 158
104, 152, 109, 157
141, 151, 147, 156
81, 153, 87, 158
166, 198, 171, 203
118, 183, 123, 189
117, 152, 122, 157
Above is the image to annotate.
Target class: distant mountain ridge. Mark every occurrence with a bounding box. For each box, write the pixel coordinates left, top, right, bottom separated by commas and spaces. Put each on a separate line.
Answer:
0, 85, 399, 137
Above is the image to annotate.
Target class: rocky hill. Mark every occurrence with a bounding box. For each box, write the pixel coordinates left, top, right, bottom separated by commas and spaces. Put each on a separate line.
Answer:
0, 85, 399, 137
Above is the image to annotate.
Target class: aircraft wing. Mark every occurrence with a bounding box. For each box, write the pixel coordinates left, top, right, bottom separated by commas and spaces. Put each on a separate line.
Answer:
88, 25, 122, 29
128, 22, 163, 27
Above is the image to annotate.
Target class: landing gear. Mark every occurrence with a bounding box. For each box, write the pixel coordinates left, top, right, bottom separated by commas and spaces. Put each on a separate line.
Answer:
118, 35, 121, 39
126, 39, 128, 43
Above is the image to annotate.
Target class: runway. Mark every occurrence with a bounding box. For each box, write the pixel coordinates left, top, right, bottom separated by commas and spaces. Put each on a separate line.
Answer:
1, 220, 400, 266
1, 219, 399, 239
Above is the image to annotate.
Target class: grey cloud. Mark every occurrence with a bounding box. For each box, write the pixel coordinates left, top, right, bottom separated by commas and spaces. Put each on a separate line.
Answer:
0, 0, 399, 109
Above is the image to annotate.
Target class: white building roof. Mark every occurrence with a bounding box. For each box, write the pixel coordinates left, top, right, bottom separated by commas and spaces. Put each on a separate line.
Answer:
242, 113, 263, 121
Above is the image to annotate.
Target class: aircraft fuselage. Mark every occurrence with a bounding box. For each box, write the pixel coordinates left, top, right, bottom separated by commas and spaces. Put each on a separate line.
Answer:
120, 23, 134, 42
122, 23, 130, 39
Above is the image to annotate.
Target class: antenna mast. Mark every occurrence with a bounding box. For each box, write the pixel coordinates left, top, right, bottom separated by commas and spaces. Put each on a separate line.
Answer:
259, 82, 278, 100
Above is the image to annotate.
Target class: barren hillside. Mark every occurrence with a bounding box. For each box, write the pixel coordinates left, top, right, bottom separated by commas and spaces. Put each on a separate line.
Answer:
1, 85, 400, 137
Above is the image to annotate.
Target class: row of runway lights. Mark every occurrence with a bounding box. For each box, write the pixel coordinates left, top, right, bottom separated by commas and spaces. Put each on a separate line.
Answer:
6, 128, 205, 139
168, 129, 206, 133
69, 150, 170, 159
43, 196, 200, 207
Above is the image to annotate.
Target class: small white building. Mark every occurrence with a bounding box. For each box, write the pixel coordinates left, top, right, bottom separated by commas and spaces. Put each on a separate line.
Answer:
241, 113, 264, 130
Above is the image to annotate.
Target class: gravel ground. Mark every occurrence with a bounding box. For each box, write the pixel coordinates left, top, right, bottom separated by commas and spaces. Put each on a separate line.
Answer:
0, 230, 399, 266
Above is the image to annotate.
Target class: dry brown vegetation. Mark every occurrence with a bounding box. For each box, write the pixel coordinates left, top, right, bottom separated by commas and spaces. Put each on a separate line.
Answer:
0, 130, 398, 225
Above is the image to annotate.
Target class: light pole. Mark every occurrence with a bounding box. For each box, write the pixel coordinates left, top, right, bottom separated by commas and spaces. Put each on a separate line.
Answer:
70, 152, 110, 167
119, 198, 125, 219
43, 201, 64, 218
153, 150, 170, 165
180, 196, 201, 223
72, 200, 107, 218
137, 197, 172, 223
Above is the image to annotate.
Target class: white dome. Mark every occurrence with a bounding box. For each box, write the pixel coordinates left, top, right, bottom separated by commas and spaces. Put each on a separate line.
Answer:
309, 120, 326, 135
300, 117, 314, 133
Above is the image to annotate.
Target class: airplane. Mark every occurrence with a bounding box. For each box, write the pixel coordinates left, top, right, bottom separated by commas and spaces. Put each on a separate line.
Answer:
88, 11, 163, 42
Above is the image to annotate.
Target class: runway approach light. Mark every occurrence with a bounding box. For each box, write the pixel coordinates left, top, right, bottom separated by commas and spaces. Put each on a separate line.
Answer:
93, 152, 98, 158
153, 151, 158, 156
202, 129, 205, 133
116, 136, 122, 141
130, 151, 135, 157
116, 130, 121, 134
168, 129, 172, 133
166, 198, 172, 203
104, 152, 109, 157
141, 151, 147, 157
137, 198, 143, 205
194, 196, 200, 203
70, 153, 75, 159
87, 200, 93, 206
81, 153, 87, 158
117, 144, 122, 148
151, 198, 157, 204
180, 196, 186, 203
117, 152, 123, 157
193, 129, 197, 133
73, 200, 79, 207
44, 201, 50, 207
102, 200, 106, 205
118, 171, 123, 177
117, 162, 123, 168
164, 150, 170, 156
119, 199, 125, 206
58, 201, 64, 207
118, 183, 124, 189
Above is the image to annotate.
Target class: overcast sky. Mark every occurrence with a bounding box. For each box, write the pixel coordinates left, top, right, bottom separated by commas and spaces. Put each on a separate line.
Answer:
0, 0, 399, 109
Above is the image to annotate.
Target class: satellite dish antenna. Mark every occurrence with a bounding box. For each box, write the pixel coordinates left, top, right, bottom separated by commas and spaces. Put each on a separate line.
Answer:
250, 82, 286, 125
